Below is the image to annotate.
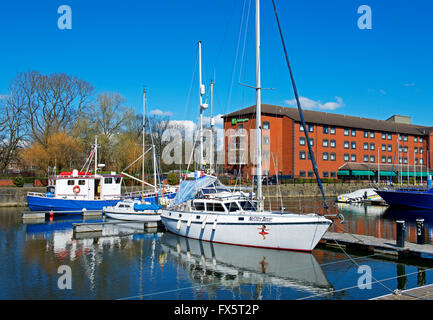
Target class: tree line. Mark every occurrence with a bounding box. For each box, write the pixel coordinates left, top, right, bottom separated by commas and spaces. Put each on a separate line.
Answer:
0, 71, 181, 178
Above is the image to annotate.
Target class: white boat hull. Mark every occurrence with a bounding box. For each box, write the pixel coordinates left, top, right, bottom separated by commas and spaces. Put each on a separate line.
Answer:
160, 210, 331, 252
104, 210, 161, 222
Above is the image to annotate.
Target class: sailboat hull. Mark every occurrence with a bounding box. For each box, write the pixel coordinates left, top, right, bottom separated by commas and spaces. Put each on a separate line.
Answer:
160, 210, 331, 252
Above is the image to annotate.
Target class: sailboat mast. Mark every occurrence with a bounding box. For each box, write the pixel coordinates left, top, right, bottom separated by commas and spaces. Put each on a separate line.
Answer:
255, 0, 263, 210
210, 80, 214, 174
142, 89, 146, 199
198, 41, 204, 171
94, 136, 98, 174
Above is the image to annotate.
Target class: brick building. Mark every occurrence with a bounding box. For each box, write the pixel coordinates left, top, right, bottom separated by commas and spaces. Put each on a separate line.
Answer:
223, 104, 433, 180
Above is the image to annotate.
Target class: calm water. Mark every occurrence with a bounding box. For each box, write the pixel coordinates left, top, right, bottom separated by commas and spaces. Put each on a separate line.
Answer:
1, 199, 433, 300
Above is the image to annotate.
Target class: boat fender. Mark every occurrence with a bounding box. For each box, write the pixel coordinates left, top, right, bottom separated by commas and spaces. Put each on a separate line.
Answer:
187, 218, 192, 227
176, 219, 181, 230
201, 216, 207, 229
212, 219, 217, 230
73, 185, 80, 194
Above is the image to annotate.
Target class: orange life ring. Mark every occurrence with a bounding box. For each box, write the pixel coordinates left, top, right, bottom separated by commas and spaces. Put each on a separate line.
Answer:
73, 185, 80, 194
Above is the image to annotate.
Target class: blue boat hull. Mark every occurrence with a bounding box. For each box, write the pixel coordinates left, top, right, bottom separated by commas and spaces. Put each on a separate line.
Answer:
375, 189, 433, 210
27, 191, 177, 214
27, 196, 122, 213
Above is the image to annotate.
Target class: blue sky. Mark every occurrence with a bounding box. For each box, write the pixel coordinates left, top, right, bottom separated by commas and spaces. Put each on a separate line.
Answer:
0, 0, 432, 126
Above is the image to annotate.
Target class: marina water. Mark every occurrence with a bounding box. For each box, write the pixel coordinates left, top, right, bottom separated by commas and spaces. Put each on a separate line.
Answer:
1, 199, 432, 300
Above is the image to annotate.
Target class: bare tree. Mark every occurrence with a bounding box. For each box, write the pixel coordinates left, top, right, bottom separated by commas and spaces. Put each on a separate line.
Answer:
0, 93, 27, 174
12, 71, 94, 146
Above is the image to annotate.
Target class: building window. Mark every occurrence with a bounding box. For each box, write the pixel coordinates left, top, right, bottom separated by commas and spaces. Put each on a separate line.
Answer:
364, 131, 368, 138
299, 124, 304, 132
370, 143, 375, 151
331, 172, 336, 178
363, 142, 369, 150
330, 153, 336, 161
382, 133, 386, 140
415, 158, 418, 165
420, 158, 424, 164
263, 121, 270, 130
351, 141, 356, 149
403, 135, 408, 142
370, 155, 375, 163
299, 137, 306, 145
344, 154, 349, 161
308, 171, 314, 178
344, 141, 350, 149
403, 157, 408, 164
351, 129, 356, 137
415, 147, 418, 154
330, 127, 336, 135
309, 138, 314, 146
388, 156, 392, 163
322, 152, 329, 161
351, 154, 356, 162
399, 157, 402, 164
399, 146, 402, 153
403, 146, 408, 153
381, 144, 386, 151
299, 151, 306, 160
414, 136, 418, 142
105, 178, 113, 184
399, 135, 402, 141
263, 136, 270, 145
78, 180, 85, 185
330, 140, 336, 148
308, 124, 314, 132
323, 126, 329, 134
388, 145, 392, 152
299, 171, 306, 177
67, 180, 75, 186
420, 137, 423, 143
420, 148, 424, 154
322, 139, 329, 147
344, 129, 349, 136
363, 155, 369, 162
370, 131, 375, 138
323, 171, 329, 178
388, 133, 392, 140
381, 156, 386, 163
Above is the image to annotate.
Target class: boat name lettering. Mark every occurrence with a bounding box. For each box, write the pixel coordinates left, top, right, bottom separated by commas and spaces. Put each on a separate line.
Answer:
249, 216, 272, 222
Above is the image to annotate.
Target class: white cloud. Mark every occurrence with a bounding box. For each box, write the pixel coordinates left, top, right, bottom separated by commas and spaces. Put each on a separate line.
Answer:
403, 83, 415, 87
150, 109, 173, 117
285, 96, 345, 111
168, 120, 197, 133
202, 114, 224, 128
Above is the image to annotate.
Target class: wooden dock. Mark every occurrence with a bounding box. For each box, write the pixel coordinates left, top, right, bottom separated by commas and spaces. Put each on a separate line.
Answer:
372, 284, 433, 300
320, 232, 433, 259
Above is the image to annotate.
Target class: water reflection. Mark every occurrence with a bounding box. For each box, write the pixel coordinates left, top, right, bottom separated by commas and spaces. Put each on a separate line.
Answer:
160, 233, 334, 299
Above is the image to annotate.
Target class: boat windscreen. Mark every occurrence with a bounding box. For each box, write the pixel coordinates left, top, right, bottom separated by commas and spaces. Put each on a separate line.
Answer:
238, 200, 257, 211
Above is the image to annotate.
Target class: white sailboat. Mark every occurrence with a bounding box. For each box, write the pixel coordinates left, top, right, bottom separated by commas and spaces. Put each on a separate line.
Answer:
103, 89, 176, 222
160, 0, 332, 252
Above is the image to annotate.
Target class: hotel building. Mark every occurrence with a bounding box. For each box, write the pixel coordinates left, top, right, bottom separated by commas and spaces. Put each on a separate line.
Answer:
222, 104, 433, 180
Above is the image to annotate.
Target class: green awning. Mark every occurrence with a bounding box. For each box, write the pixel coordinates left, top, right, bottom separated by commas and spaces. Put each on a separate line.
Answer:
379, 171, 396, 177
337, 170, 350, 176
352, 170, 375, 176
400, 172, 432, 177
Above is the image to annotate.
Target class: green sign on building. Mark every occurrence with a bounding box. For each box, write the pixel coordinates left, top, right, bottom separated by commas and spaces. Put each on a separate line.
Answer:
231, 118, 249, 125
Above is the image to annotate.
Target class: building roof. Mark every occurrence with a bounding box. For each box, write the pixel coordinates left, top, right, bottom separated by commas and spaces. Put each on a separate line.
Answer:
338, 163, 429, 172
223, 104, 431, 136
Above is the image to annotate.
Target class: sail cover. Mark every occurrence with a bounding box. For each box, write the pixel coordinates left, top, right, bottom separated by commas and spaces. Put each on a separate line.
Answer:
172, 175, 218, 206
